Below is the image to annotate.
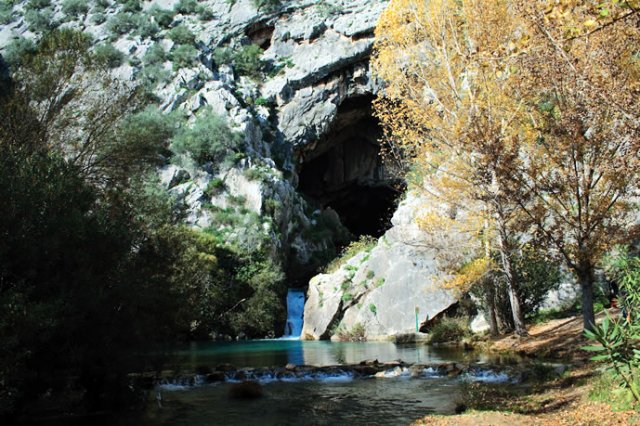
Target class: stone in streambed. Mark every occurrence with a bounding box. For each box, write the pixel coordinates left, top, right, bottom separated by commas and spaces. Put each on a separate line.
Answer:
228, 381, 263, 399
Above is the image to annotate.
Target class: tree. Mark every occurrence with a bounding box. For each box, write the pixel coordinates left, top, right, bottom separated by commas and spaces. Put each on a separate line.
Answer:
374, 0, 640, 332
373, 0, 532, 335
504, 1, 640, 331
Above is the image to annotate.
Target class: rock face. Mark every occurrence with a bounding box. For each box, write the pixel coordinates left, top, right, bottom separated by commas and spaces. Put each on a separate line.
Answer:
301, 193, 460, 340
2, 0, 468, 336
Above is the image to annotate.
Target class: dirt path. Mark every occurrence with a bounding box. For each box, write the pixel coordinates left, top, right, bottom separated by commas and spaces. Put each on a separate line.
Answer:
414, 309, 640, 425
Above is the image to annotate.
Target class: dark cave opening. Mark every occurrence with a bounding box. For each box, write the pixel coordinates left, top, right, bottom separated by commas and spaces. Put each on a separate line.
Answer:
297, 95, 404, 239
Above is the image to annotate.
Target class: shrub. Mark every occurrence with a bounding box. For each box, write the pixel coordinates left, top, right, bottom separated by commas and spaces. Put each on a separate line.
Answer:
91, 12, 107, 24
334, 322, 366, 342
150, 6, 175, 28
198, 6, 214, 21
171, 110, 243, 165
93, 43, 125, 68
169, 44, 198, 70
107, 12, 139, 36
429, 317, 471, 343
137, 20, 160, 39
204, 177, 225, 197
252, 0, 280, 12
62, 0, 89, 17
143, 43, 166, 66
212, 44, 264, 77
0, 2, 15, 24
584, 246, 640, 404
168, 25, 195, 45
139, 64, 171, 89
174, 0, 198, 14
325, 235, 377, 273
234, 44, 264, 77
25, 8, 58, 33
119, 0, 141, 13
2, 37, 36, 69
24, 0, 51, 11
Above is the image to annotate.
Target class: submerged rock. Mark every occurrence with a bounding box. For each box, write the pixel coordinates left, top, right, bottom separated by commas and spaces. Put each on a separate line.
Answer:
229, 381, 263, 399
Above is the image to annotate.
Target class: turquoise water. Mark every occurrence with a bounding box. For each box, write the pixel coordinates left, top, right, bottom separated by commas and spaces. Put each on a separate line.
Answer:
172, 339, 502, 370
132, 340, 524, 425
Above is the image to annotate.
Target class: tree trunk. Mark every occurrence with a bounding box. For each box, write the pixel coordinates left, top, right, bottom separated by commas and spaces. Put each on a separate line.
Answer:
483, 282, 499, 337
495, 213, 527, 336
577, 266, 596, 332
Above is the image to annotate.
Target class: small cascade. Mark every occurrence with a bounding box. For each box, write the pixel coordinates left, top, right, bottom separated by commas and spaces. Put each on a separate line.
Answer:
282, 289, 305, 338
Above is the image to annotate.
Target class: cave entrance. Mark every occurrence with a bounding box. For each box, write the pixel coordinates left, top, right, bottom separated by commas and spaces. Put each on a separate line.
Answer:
297, 95, 404, 239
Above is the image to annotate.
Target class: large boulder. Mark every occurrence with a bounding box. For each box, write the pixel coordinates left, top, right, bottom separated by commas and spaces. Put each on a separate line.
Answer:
302, 193, 460, 340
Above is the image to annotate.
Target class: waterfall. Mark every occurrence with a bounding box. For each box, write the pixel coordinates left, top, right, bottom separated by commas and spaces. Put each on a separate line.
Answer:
282, 289, 305, 339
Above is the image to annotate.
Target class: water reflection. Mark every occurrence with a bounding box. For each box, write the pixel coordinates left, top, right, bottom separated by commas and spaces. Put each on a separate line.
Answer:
172, 340, 503, 370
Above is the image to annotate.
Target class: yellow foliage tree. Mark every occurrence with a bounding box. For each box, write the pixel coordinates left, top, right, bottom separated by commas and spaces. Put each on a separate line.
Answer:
373, 0, 533, 335
374, 0, 640, 331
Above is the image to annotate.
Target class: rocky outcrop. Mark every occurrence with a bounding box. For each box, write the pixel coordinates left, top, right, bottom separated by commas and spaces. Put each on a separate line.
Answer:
302, 193, 460, 340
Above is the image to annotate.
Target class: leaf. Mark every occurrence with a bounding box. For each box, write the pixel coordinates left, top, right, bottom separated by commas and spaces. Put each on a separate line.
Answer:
582, 345, 606, 351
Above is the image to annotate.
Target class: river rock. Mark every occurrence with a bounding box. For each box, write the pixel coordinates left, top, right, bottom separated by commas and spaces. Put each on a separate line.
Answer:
229, 381, 263, 399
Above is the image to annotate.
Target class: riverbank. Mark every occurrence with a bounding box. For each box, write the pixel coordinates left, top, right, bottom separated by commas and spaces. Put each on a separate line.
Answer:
414, 309, 640, 425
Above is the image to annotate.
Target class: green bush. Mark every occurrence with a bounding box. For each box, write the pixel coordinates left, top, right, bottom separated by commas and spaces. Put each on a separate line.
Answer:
169, 44, 198, 70
119, 0, 141, 13
325, 235, 377, 273
2, 37, 36, 69
334, 322, 366, 342
429, 317, 471, 343
107, 12, 139, 35
171, 109, 243, 165
137, 20, 160, 39
143, 43, 166, 66
168, 25, 196, 45
213, 44, 264, 77
174, 0, 198, 14
25, 8, 58, 33
91, 12, 107, 24
62, 0, 89, 17
234, 44, 264, 77
0, 2, 15, 24
24, 0, 51, 11
584, 246, 640, 404
252, 0, 280, 11
93, 43, 125, 68
198, 6, 214, 21
150, 6, 175, 28
204, 177, 226, 197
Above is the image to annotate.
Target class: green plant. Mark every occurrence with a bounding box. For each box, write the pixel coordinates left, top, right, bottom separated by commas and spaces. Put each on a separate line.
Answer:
25, 8, 58, 33
198, 6, 214, 21
234, 44, 264, 77
169, 44, 198, 70
252, 0, 280, 11
204, 178, 225, 197
93, 43, 125, 68
24, 0, 51, 10
2, 37, 36, 68
174, 0, 198, 14
366, 270, 375, 279
375, 278, 385, 287
91, 12, 107, 24
317, 0, 341, 17
168, 25, 195, 45
325, 235, 377, 273
583, 246, 640, 404
428, 317, 471, 344
119, 0, 141, 13
171, 109, 243, 166
107, 12, 139, 35
143, 43, 166, 65
334, 322, 366, 342
369, 303, 377, 315
254, 96, 270, 107
62, 0, 89, 17
137, 20, 160, 39
150, 6, 175, 28
341, 292, 353, 302
0, 2, 14, 25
